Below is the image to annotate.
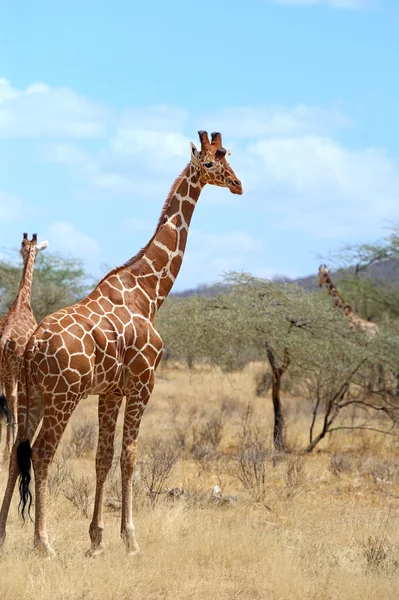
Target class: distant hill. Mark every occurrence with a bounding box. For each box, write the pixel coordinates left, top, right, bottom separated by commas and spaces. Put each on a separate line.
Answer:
172, 257, 399, 298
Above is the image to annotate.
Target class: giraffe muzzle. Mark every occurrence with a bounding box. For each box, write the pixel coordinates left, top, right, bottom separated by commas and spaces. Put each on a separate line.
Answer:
229, 179, 243, 195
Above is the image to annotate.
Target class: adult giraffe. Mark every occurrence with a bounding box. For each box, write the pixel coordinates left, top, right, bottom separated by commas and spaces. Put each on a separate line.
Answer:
318, 264, 379, 337
318, 264, 387, 394
0, 233, 49, 459
0, 130, 242, 557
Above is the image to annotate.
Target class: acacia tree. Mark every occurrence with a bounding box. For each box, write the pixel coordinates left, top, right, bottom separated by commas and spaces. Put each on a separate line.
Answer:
0, 251, 91, 322
157, 295, 216, 369
205, 273, 353, 451
159, 272, 399, 451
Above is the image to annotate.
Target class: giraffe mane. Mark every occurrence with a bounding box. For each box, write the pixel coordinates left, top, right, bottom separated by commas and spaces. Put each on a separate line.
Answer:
96, 163, 191, 286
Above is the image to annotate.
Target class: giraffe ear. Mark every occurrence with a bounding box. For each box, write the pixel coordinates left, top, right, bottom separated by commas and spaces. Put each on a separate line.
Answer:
190, 142, 200, 166
37, 240, 49, 252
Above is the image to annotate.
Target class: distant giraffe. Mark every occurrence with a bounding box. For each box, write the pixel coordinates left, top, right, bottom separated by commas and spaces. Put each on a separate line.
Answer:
318, 264, 385, 392
0, 131, 242, 557
0, 234, 49, 459
318, 265, 379, 337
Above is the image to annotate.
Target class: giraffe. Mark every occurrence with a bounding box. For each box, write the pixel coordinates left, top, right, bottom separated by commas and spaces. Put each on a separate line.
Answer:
0, 130, 242, 557
0, 233, 49, 459
318, 264, 379, 337
318, 264, 386, 391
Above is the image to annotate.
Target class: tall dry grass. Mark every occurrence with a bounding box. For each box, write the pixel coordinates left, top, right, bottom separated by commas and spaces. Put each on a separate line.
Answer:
1, 362, 399, 599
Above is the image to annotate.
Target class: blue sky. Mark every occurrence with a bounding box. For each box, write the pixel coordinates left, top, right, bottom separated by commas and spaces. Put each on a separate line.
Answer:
0, 0, 398, 290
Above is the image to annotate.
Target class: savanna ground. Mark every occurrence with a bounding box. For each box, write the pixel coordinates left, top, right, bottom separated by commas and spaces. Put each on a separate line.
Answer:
1, 362, 399, 599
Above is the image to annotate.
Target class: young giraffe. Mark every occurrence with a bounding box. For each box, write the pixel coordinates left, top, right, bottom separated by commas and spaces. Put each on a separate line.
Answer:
0, 130, 242, 557
0, 234, 49, 459
318, 264, 379, 337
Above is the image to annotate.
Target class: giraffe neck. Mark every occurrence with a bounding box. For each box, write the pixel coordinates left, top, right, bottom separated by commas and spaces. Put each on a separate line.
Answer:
322, 274, 347, 312
322, 273, 377, 334
13, 249, 36, 311
99, 163, 204, 313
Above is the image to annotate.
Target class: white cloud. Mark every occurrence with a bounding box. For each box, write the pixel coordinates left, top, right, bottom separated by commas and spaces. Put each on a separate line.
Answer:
42, 104, 351, 200
42, 103, 399, 244
272, 0, 375, 8
43, 131, 189, 197
18, 85, 399, 253
110, 128, 189, 173
200, 105, 350, 139
0, 79, 109, 138
247, 135, 399, 237
47, 222, 100, 256
118, 106, 188, 131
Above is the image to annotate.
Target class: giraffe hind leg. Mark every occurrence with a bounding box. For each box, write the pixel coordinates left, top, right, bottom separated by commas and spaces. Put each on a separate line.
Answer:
4, 382, 18, 459
0, 393, 44, 547
31, 394, 81, 556
120, 379, 154, 555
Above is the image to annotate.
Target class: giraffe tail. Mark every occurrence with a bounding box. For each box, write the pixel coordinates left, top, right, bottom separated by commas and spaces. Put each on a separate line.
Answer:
0, 393, 13, 427
16, 351, 34, 522
17, 439, 33, 521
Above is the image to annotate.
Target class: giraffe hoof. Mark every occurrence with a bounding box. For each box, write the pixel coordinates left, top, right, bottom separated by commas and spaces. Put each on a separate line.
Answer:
126, 542, 140, 557
34, 541, 56, 558
85, 544, 105, 558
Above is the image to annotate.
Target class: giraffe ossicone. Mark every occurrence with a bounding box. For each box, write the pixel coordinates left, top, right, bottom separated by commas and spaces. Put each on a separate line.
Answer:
0, 130, 242, 557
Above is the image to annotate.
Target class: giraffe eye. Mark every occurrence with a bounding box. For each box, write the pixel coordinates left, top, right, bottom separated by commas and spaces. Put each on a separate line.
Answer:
204, 162, 213, 168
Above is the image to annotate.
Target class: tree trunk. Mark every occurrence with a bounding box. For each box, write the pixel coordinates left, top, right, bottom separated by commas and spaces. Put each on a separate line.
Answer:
271, 372, 285, 451
265, 341, 289, 453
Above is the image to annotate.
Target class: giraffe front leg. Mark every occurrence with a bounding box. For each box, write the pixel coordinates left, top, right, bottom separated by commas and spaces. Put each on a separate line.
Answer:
86, 393, 123, 558
120, 380, 153, 555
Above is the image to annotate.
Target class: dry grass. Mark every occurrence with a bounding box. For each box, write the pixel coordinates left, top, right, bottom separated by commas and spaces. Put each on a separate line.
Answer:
1, 361, 399, 599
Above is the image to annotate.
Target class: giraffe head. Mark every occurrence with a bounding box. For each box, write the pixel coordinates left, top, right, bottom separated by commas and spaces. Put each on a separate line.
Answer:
190, 130, 242, 195
318, 264, 329, 287
20, 233, 49, 263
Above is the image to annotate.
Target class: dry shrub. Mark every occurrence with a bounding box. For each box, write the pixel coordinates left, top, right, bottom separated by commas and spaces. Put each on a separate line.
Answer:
361, 534, 399, 574
237, 427, 272, 502
329, 452, 355, 476
168, 400, 192, 452
359, 455, 399, 485
138, 440, 179, 506
193, 414, 223, 450
191, 443, 220, 473
65, 419, 97, 458
47, 457, 71, 496
190, 405, 229, 472
104, 462, 148, 511
169, 397, 236, 460
62, 472, 94, 518
283, 454, 305, 499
